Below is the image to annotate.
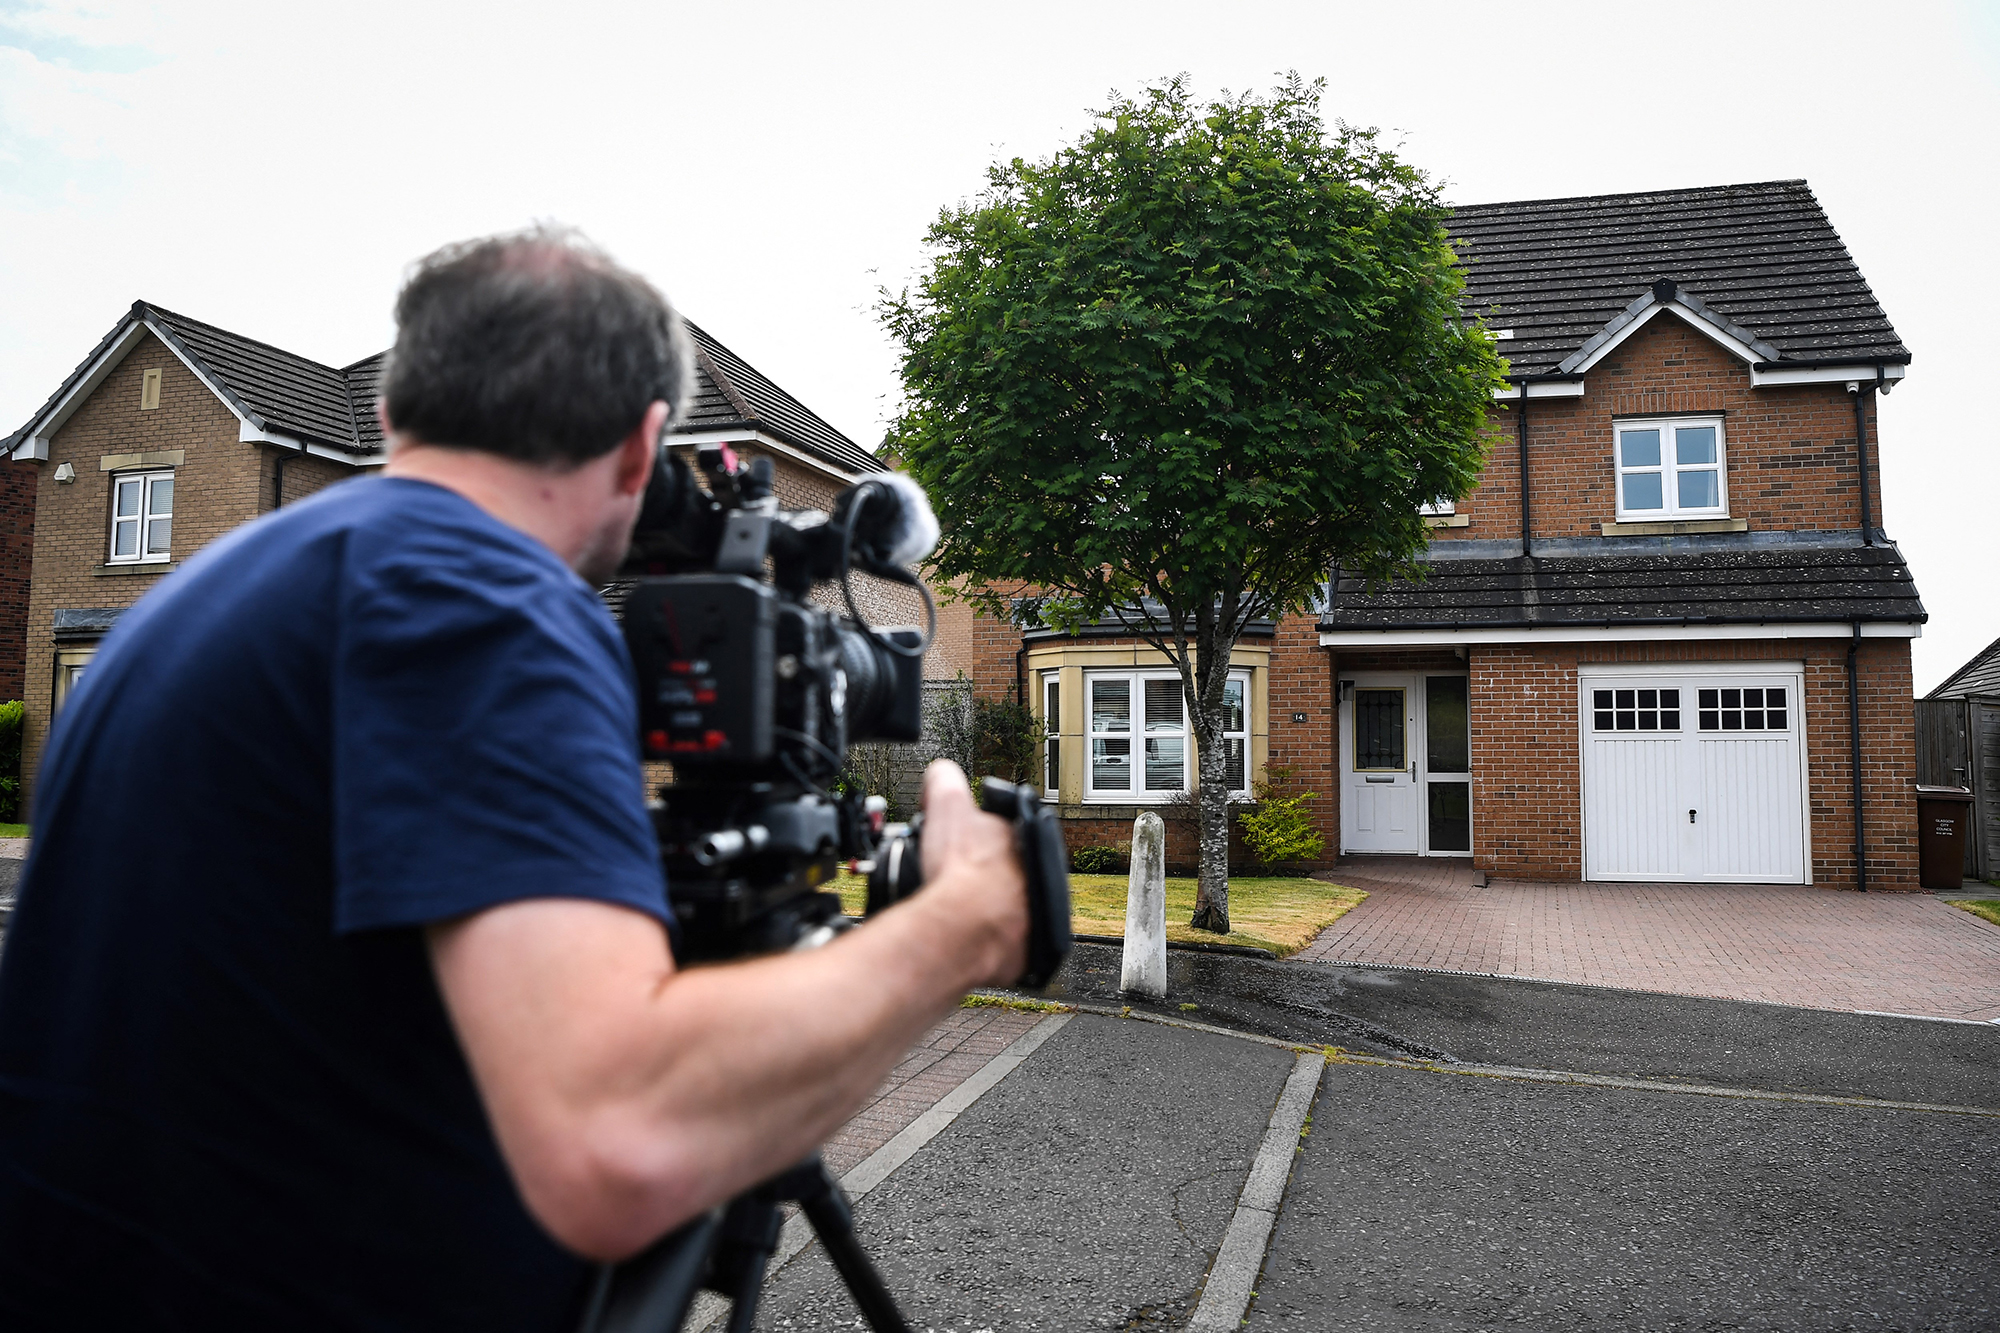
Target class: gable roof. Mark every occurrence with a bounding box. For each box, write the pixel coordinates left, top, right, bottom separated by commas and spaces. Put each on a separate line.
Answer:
677, 321, 880, 474
9, 303, 878, 475
1449, 180, 1910, 380
1927, 635, 2000, 700
6, 300, 382, 462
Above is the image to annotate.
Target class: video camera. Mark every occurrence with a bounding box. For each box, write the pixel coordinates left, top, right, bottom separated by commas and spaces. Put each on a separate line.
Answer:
614, 442, 1070, 987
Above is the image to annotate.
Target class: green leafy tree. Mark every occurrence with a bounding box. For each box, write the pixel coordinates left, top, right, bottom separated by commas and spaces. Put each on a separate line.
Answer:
883, 75, 1504, 933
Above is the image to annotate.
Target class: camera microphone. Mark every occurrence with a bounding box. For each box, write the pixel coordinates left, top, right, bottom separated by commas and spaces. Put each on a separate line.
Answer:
831, 473, 939, 580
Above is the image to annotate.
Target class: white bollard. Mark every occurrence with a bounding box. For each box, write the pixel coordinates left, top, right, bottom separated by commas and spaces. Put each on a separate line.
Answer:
1121, 811, 1168, 999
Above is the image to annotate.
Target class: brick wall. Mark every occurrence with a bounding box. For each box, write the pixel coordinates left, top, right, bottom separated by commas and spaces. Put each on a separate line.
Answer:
1437, 314, 1886, 543
21, 334, 367, 800
0, 460, 37, 701
1466, 637, 1918, 890
665, 441, 969, 679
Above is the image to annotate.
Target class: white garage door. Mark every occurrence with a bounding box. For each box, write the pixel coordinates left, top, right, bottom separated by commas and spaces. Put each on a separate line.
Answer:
1580, 666, 1809, 883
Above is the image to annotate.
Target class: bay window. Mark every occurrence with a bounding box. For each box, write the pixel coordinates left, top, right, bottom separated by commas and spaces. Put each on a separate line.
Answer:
1084, 669, 1250, 801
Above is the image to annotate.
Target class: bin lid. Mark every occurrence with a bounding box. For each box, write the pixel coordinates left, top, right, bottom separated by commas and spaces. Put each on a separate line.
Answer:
1914, 784, 1974, 801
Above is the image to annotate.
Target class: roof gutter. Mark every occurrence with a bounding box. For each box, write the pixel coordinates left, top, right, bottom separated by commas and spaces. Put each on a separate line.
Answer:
1316, 613, 1927, 632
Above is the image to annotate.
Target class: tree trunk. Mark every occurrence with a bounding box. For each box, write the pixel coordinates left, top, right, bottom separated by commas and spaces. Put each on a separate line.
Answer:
1187, 706, 1232, 934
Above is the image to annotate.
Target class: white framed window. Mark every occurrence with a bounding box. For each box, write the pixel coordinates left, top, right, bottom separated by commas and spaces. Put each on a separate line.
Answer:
1040, 671, 1061, 798
108, 469, 174, 564
1419, 497, 1455, 517
1084, 670, 1250, 801
54, 647, 95, 713
1614, 417, 1726, 520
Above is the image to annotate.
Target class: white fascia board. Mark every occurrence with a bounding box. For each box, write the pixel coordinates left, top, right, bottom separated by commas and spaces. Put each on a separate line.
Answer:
1492, 381, 1586, 401
1318, 621, 1922, 648
16, 313, 279, 462
670, 428, 869, 483
12, 320, 153, 460
1749, 363, 1909, 389
238, 421, 379, 467
1564, 301, 1770, 379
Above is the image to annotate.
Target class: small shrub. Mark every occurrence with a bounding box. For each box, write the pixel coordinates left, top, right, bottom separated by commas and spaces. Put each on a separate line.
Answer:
973, 696, 1043, 784
0, 700, 21, 824
1236, 763, 1325, 868
1071, 844, 1123, 874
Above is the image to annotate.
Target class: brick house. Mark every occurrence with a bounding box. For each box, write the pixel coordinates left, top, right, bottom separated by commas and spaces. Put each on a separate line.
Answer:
968, 180, 1927, 890
5, 302, 951, 806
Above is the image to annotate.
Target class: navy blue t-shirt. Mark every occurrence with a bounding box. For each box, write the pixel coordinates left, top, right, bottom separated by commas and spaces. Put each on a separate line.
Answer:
0, 478, 670, 1330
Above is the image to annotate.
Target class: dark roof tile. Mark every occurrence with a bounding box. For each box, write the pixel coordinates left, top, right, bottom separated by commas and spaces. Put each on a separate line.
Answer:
1322, 544, 1925, 631
1448, 180, 1909, 375
675, 321, 879, 474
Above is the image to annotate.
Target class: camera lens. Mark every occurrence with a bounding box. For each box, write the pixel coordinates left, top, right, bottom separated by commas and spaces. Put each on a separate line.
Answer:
834, 625, 923, 744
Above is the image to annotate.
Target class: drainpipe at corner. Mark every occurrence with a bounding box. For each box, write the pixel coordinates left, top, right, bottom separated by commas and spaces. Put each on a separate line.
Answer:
1847, 621, 1868, 892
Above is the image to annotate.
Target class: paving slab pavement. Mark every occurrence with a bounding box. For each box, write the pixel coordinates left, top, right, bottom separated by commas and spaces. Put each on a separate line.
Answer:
753, 1012, 1295, 1331
1299, 857, 2000, 1021
1252, 1059, 2000, 1331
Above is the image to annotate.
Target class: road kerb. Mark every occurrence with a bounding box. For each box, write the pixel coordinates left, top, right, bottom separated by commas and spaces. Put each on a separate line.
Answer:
1187, 1050, 1325, 1332
686, 1011, 1074, 1330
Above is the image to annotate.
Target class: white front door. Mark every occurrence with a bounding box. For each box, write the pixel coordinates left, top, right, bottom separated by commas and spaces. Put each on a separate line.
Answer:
1580, 667, 1808, 883
1340, 674, 1476, 856
1343, 679, 1419, 852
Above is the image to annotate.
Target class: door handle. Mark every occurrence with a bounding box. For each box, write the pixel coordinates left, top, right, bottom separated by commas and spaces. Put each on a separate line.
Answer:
1409, 762, 1416, 782
1689, 809, 1697, 824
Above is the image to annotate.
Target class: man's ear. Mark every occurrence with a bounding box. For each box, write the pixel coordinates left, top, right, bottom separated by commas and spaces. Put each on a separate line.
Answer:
615, 401, 670, 498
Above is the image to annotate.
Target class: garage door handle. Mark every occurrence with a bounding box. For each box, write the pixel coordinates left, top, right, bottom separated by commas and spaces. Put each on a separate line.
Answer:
1689, 809, 1697, 824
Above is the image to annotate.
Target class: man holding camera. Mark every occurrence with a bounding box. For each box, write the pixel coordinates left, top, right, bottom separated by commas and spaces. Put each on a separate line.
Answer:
0, 230, 1029, 1329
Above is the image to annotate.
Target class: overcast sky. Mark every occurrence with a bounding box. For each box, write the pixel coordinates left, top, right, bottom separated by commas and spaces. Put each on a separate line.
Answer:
3, 0, 1995, 690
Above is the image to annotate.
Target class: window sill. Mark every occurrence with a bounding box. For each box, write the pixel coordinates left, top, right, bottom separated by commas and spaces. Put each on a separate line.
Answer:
1057, 799, 1251, 819
1424, 514, 1470, 529
91, 561, 178, 576
1599, 517, 1748, 537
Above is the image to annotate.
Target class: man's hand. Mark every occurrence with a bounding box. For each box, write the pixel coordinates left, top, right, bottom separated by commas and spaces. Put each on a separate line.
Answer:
911, 760, 1030, 986
427, 758, 1032, 1261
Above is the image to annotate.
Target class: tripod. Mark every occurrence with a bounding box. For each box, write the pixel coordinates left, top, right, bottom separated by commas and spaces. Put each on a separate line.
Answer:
576, 1155, 911, 1333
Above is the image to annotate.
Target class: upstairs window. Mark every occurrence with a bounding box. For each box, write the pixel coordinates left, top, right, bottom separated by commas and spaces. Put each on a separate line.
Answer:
109, 469, 174, 564
1614, 418, 1726, 520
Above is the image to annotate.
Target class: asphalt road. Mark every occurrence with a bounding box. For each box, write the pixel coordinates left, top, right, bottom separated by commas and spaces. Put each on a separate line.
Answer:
1043, 942, 2000, 1109
753, 1014, 1294, 1330
1254, 1061, 2000, 1331
746, 952, 2000, 1330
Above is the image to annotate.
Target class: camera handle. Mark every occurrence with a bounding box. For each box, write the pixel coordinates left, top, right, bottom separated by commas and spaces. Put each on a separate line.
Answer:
976, 777, 1073, 990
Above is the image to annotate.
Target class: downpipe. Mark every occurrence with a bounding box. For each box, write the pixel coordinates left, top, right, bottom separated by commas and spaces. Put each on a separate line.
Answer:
1847, 622, 1868, 893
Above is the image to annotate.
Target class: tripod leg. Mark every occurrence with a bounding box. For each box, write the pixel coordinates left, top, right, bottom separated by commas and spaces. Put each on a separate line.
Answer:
796, 1174, 913, 1333
575, 1210, 722, 1333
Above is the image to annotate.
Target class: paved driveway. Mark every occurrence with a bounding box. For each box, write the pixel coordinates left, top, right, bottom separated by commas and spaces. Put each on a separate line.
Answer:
1298, 858, 2000, 1022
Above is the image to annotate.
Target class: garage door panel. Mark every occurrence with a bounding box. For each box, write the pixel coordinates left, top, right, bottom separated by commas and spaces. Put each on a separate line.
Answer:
1581, 670, 1806, 885
1585, 737, 1683, 878
1697, 737, 1804, 881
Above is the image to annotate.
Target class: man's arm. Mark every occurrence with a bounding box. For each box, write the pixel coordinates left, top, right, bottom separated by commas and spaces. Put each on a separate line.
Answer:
427, 762, 1027, 1261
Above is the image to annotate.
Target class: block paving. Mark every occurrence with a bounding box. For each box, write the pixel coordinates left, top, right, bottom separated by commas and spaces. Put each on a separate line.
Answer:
819, 1003, 1043, 1178
1296, 856, 2000, 1022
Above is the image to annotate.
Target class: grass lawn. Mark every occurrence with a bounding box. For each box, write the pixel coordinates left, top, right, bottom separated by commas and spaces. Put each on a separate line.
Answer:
835, 870, 1365, 958
1066, 875, 1366, 957
0, 824, 26, 839
1950, 899, 2000, 929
